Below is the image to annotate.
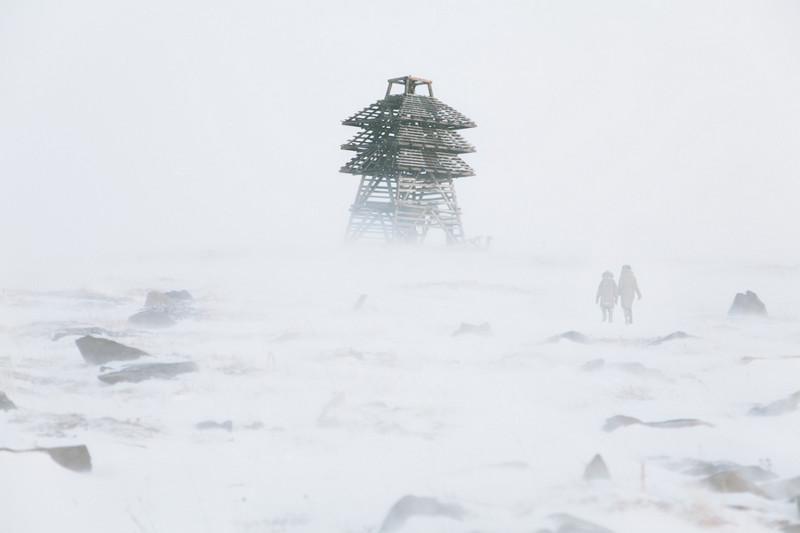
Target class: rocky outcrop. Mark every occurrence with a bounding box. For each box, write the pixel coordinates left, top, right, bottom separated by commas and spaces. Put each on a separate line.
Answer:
75, 335, 148, 365
728, 290, 767, 317
98, 361, 197, 384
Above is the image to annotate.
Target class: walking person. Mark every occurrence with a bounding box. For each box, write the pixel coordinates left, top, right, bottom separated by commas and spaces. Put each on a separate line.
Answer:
595, 271, 618, 322
618, 265, 642, 324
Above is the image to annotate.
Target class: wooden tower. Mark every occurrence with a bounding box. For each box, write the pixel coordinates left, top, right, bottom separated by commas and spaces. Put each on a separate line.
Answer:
340, 76, 476, 243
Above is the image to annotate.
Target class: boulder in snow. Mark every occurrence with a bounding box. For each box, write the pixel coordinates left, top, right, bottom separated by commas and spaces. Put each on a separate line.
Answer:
75, 335, 148, 365
128, 289, 193, 327
703, 470, 767, 497
728, 290, 767, 317
0, 444, 92, 473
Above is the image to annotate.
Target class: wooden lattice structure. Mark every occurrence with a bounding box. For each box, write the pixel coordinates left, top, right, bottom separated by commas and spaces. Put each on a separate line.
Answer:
340, 76, 477, 243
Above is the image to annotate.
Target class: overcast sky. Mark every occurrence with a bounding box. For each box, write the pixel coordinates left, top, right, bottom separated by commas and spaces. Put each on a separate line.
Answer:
2, 0, 799, 268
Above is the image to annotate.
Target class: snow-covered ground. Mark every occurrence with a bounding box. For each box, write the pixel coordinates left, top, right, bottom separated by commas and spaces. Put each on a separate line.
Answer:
2, 245, 799, 532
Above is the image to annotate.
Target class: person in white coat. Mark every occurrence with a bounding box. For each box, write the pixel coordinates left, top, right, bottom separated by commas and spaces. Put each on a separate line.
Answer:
618, 265, 642, 324
595, 271, 618, 322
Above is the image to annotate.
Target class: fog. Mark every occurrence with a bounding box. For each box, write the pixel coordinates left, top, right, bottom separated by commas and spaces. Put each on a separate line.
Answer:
3, 0, 799, 273
3, 2, 800, 533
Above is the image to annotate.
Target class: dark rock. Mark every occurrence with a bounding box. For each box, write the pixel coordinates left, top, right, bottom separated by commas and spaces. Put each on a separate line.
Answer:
584, 454, 611, 481
703, 470, 767, 496
41, 444, 93, 473
604, 415, 712, 432
98, 361, 197, 384
196, 420, 233, 432
75, 335, 148, 365
128, 309, 177, 328
452, 322, 492, 337
728, 290, 767, 317
749, 391, 800, 417
0, 391, 16, 411
0, 445, 92, 473
378, 495, 465, 532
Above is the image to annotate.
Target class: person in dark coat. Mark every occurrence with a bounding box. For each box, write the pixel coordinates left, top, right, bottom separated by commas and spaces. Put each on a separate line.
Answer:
595, 271, 618, 322
618, 265, 642, 324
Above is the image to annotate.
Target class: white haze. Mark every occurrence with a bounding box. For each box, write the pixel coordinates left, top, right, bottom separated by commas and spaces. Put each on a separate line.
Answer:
2, 2, 800, 533
2, 0, 800, 273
